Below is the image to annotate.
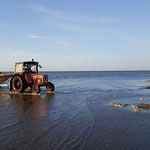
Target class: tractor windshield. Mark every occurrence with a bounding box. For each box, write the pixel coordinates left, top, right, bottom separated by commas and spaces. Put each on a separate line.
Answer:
24, 62, 38, 73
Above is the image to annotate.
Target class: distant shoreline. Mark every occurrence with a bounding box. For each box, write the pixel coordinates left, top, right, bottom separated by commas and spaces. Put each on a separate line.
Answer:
1, 70, 150, 72
39, 70, 150, 72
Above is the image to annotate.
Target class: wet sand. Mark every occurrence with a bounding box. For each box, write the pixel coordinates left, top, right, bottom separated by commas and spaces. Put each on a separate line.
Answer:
1, 90, 150, 150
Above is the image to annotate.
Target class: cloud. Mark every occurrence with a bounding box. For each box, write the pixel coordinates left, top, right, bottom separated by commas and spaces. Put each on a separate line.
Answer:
26, 34, 50, 40
46, 22, 89, 33
30, 5, 121, 24
8, 50, 46, 57
30, 5, 80, 22
25, 34, 69, 45
28, 4, 122, 35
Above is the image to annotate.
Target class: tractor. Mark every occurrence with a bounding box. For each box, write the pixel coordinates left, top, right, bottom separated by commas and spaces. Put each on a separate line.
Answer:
10, 60, 54, 94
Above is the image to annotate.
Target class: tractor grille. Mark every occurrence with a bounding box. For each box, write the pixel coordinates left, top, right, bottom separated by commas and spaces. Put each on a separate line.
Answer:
34, 78, 42, 83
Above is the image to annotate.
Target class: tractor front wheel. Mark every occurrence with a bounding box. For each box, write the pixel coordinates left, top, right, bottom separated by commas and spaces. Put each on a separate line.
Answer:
46, 82, 55, 92
32, 84, 40, 94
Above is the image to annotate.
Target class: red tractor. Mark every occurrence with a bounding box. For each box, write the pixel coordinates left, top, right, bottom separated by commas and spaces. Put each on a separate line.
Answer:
10, 60, 54, 94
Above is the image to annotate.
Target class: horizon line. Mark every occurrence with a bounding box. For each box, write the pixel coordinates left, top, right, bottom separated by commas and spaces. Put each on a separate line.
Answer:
2, 70, 150, 72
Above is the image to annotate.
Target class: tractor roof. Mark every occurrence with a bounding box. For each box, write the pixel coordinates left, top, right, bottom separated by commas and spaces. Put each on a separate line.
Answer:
15, 61, 39, 64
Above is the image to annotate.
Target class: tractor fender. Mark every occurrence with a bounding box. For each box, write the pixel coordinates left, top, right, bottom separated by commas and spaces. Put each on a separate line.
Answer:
46, 82, 55, 92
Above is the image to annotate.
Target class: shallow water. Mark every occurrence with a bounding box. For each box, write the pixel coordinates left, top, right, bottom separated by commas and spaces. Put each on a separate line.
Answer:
1, 71, 150, 150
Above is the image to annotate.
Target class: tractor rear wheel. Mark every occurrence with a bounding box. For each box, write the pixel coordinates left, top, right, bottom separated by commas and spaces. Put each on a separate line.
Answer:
32, 84, 40, 94
12, 75, 25, 93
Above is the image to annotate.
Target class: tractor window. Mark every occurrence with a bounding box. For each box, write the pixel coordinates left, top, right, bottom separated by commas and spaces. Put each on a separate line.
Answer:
24, 63, 38, 73
31, 65, 37, 72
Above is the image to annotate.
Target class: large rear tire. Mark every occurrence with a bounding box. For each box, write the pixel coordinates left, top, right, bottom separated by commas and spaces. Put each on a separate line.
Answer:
11, 75, 25, 93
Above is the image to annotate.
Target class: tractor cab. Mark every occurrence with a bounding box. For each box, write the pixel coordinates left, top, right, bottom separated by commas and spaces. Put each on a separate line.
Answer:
15, 61, 39, 74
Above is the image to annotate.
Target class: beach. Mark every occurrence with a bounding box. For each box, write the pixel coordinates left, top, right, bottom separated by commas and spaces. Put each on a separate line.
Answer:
1, 71, 150, 150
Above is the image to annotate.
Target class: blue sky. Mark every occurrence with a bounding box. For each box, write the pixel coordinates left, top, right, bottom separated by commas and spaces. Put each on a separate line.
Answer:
0, 0, 150, 71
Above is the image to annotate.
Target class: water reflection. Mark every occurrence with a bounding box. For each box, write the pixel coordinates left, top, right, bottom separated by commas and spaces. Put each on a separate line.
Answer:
0, 93, 55, 150
10, 94, 54, 118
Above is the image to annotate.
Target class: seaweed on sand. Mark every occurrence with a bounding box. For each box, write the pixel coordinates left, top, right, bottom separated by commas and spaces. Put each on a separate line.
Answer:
108, 102, 150, 112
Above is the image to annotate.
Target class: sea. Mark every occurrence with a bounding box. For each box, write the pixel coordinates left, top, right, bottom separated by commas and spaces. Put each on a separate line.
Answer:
1, 71, 150, 150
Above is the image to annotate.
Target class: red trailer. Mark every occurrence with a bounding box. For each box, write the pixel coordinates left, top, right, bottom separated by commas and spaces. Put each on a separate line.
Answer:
0, 73, 12, 84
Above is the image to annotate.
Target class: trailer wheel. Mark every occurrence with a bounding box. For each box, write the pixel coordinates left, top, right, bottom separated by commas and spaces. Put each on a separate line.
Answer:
32, 84, 40, 94
12, 76, 25, 93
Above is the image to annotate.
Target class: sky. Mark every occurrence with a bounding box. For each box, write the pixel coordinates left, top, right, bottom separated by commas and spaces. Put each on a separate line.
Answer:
0, 0, 150, 71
